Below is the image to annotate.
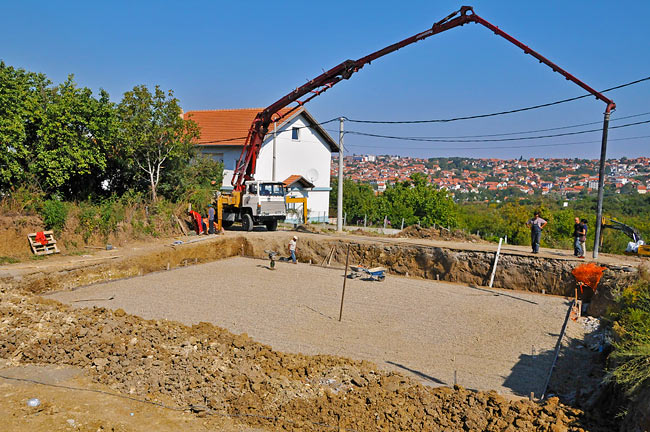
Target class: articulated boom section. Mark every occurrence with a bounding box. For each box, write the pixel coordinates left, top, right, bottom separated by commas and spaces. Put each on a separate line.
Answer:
231, 5, 614, 193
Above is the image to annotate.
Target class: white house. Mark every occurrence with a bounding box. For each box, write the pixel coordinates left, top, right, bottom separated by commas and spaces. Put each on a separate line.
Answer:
183, 107, 339, 222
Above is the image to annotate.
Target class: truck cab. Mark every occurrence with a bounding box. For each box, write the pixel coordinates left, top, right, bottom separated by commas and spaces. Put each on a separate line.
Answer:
221, 181, 286, 231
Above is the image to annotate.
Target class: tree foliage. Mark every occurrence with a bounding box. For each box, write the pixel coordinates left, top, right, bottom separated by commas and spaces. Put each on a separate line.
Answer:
116, 85, 199, 201
330, 173, 457, 228
0, 62, 213, 205
0, 62, 49, 191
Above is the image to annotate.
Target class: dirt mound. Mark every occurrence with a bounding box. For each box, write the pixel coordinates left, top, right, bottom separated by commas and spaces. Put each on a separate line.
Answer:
396, 224, 483, 243
0, 215, 44, 258
0, 291, 609, 431
294, 224, 321, 234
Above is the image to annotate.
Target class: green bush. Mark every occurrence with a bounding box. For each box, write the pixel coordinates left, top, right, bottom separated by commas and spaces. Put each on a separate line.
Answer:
607, 279, 650, 396
41, 199, 68, 232
99, 198, 125, 237
77, 203, 99, 242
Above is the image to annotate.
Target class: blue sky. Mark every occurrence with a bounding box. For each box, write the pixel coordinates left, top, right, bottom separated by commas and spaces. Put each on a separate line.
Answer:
2, 0, 649, 159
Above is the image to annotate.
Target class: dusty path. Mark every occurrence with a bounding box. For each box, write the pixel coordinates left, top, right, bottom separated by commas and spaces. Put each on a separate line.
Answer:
50, 256, 583, 397
0, 362, 265, 432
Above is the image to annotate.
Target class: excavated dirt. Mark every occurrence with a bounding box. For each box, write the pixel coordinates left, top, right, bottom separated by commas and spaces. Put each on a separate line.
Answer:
0, 215, 44, 259
0, 291, 611, 431
396, 224, 484, 243
0, 363, 260, 432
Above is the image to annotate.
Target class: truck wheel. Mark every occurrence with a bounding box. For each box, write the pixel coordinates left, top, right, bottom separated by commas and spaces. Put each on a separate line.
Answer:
265, 220, 278, 231
221, 220, 233, 229
242, 214, 253, 232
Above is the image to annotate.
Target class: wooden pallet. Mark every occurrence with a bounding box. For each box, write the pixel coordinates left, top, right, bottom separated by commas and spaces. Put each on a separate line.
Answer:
28, 231, 60, 256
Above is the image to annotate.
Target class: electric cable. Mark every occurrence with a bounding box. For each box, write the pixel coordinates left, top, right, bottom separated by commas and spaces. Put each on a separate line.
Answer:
344, 119, 650, 143
344, 134, 650, 151
344, 75, 650, 124
372, 111, 650, 139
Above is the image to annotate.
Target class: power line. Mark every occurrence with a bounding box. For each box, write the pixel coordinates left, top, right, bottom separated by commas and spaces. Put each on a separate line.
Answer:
345, 134, 650, 151
379, 111, 650, 139
344, 75, 650, 124
344, 119, 650, 143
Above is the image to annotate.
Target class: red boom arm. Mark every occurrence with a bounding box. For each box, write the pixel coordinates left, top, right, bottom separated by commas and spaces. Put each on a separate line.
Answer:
232, 6, 614, 190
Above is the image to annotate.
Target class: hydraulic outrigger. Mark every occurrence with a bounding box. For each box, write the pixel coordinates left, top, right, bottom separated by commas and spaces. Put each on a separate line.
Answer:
218, 6, 615, 239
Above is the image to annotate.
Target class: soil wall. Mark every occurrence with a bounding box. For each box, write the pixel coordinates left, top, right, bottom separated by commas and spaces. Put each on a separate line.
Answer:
4, 233, 635, 316
252, 236, 636, 302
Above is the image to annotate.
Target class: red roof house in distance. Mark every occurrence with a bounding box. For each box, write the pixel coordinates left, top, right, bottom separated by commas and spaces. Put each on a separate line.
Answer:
183, 107, 338, 222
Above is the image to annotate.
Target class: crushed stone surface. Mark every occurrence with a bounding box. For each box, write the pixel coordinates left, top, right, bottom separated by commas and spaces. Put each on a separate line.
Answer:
49, 256, 585, 396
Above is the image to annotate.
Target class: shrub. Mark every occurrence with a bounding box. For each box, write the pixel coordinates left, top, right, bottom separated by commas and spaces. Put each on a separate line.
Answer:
0, 185, 44, 215
98, 198, 125, 237
41, 199, 68, 232
77, 203, 99, 243
607, 279, 650, 396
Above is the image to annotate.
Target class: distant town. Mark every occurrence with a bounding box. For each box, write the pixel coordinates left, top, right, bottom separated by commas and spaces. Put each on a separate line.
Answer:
332, 155, 650, 200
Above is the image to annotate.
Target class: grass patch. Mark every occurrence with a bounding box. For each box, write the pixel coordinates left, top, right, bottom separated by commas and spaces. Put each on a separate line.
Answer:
0, 256, 20, 264
66, 250, 90, 256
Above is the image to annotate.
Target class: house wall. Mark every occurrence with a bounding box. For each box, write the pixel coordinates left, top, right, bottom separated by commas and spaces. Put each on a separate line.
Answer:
196, 114, 333, 220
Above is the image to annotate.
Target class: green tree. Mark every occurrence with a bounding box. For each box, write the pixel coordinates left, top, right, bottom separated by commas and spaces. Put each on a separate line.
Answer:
0, 62, 49, 192
380, 173, 457, 228
117, 85, 199, 201
32, 76, 117, 198
159, 154, 224, 209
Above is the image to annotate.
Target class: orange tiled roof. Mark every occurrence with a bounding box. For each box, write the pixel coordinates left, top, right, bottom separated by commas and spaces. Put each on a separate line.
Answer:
282, 175, 302, 187
184, 107, 297, 146
283, 175, 314, 189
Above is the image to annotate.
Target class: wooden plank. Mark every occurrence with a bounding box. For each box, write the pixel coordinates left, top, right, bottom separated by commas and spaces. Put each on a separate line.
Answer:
174, 215, 189, 236
27, 231, 60, 255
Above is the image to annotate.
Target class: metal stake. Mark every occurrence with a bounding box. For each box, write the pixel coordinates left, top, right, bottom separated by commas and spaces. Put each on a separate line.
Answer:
488, 238, 503, 288
338, 243, 351, 322
593, 109, 612, 259
272, 121, 277, 181
337, 118, 344, 232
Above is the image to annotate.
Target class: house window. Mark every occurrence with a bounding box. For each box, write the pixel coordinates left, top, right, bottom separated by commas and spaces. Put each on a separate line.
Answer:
291, 127, 299, 140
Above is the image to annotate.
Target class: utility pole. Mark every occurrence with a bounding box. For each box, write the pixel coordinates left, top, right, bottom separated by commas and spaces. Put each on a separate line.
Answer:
593, 110, 612, 259
337, 117, 344, 232
272, 121, 277, 182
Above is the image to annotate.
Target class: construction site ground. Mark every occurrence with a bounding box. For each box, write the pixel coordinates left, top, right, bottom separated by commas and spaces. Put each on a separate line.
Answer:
1, 227, 639, 431
0, 362, 262, 432
49, 256, 579, 397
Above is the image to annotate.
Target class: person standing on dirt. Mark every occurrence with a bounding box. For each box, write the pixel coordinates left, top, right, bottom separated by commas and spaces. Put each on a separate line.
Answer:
207, 204, 215, 234
573, 217, 583, 257
578, 218, 588, 259
526, 212, 547, 254
288, 236, 298, 264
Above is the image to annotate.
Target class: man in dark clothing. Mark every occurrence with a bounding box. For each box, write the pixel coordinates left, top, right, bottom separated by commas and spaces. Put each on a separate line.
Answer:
578, 219, 588, 258
207, 204, 215, 234
573, 217, 583, 257
526, 212, 547, 254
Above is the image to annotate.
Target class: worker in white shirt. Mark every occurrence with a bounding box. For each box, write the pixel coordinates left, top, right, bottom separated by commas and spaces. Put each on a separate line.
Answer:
288, 236, 298, 264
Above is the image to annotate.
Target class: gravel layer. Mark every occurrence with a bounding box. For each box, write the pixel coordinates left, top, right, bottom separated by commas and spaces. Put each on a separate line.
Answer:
50, 256, 583, 396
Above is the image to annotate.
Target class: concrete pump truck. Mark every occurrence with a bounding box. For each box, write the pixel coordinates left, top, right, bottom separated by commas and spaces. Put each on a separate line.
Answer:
215, 6, 615, 232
